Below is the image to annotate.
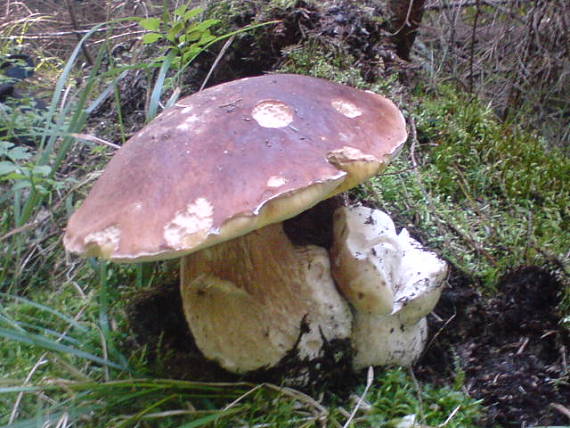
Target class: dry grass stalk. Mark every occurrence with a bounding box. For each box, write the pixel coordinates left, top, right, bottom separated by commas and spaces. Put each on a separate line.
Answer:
419, 0, 569, 149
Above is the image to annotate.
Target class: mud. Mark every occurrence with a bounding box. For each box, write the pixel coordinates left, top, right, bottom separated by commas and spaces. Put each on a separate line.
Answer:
418, 266, 569, 427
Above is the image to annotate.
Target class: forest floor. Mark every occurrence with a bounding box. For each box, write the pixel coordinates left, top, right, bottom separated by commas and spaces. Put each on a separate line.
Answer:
127, 239, 569, 427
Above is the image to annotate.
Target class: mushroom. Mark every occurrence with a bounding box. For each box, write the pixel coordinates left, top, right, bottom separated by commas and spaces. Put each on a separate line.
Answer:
64, 74, 408, 373
331, 205, 447, 369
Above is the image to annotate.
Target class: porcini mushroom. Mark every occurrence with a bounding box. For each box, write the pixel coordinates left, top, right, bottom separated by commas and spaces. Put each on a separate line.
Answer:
64, 74, 408, 373
331, 205, 447, 368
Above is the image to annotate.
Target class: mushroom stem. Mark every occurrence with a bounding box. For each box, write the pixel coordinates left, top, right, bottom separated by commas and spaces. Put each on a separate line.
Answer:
331, 205, 447, 369
180, 222, 352, 373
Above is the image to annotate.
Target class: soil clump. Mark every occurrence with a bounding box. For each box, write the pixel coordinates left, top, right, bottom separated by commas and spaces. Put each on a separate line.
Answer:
418, 266, 569, 427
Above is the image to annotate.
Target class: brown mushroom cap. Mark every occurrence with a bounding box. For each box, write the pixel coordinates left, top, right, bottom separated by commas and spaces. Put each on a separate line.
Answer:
64, 74, 407, 262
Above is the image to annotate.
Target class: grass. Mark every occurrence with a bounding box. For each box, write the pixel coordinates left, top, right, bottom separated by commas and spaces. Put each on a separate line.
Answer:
2, 1, 567, 426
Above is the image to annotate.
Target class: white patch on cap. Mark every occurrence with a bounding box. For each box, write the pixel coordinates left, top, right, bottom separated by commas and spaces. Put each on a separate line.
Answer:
332, 99, 362, 118
85, 225, 121, 258
267, 176, 287, 188
130, 202, 144, 212
252, 100, 293, 128
164, 198, 214, 250
328, 146, 377, 164
176, 114, 200, 131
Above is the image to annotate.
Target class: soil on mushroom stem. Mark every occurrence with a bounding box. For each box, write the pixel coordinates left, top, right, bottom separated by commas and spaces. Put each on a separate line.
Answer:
125, 278, 358, 392
417, 265, 570, 427
125, 199, 358, 392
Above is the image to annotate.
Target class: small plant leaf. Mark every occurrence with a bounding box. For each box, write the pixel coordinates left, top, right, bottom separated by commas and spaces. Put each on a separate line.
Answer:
174, 4, 188, 17
12, 179, 31, 190
183, 7, 204, 21
182, 46, 203, 64
138, 17, 161, 32
7, 146, 32, 161
32, 165, 52, 176
142, 32, 163, 44
185, 31, 203, 42
0, 141, 15, 155
191, 19, 220, 32
198, 32, 216, 46
0, 161, 18, 175
167, 22, 185, 42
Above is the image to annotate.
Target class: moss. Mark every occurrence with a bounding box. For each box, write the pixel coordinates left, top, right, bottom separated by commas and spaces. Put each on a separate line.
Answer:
278, 39, 365, 84
358, 84, 568, 317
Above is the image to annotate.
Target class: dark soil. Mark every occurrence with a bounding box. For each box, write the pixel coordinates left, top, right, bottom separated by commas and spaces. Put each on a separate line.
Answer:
126, 278, 357, 393
417, 266, 570, 427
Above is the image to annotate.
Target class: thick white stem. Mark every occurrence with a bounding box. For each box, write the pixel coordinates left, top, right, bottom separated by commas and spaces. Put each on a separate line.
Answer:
352, 314, 429, 368
180, 222, 352, 373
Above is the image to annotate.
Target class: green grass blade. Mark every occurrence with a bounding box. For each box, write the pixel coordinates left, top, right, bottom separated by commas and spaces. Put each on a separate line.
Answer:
178, 409, 240, 428
38, 21, 108, 161
0, 327, 127, 370
3, 319, 82, 346
147, 50, 175, 121
0, 293, 88, 332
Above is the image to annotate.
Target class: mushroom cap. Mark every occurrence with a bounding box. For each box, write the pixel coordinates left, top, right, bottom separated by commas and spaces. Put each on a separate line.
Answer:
64, 74, 407, 262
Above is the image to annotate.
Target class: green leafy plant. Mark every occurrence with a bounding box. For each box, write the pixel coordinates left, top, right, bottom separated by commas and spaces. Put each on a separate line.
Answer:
0, 141, 32, 164
0, 95, 49, 146
0, 159, 53, 196
136, 3, 278, 120
139, 6, 220, 70
0, 22, 115, 294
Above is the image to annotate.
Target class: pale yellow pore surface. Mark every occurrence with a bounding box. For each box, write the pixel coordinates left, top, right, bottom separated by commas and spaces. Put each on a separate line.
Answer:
180, 222, 352, 373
